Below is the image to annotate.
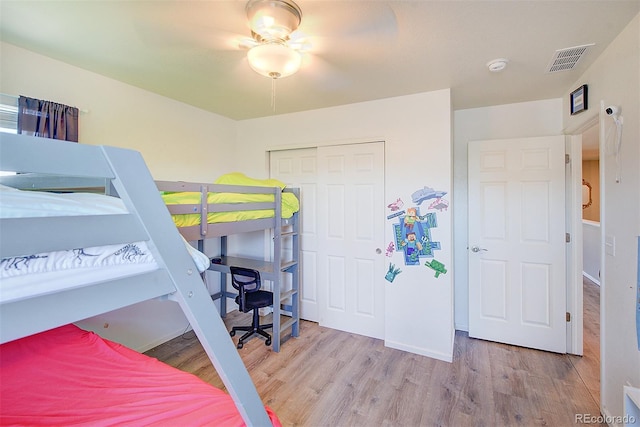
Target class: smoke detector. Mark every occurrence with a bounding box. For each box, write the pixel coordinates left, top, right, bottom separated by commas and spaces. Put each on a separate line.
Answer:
487, 58, 508, 72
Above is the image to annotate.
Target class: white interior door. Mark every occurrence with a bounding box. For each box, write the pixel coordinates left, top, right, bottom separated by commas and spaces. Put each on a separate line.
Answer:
468, 136, 567, 353
270, 148, 319, 321
317, 142, 385, 339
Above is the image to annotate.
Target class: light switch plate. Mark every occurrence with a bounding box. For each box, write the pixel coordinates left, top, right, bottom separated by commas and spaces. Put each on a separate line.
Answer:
605, 234, 615, 256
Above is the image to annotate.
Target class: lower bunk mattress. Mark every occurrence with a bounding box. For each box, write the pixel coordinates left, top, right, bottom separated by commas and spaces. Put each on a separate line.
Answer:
0, 324, 281, 426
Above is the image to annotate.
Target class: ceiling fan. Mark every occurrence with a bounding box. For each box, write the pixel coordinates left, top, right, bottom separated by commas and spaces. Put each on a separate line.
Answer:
133, 0, 398, 87
239, 0, 309, 79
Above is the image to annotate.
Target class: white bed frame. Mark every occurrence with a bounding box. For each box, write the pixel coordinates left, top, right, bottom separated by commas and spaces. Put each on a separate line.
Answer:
0, 133, 272, 426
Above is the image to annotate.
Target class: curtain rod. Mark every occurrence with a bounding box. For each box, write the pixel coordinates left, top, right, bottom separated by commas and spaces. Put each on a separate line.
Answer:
1, 93, 89, 114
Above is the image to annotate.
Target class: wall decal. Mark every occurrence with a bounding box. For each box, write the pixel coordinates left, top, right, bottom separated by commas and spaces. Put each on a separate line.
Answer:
428, 197, 449, 212
424, 259, 448, 278
411, 186, 447, 205
387, 198, 404, 211
387, 210, 405, 220
393, 208, 441, 266
385, 263, 402, 283
385, 242, 395, 257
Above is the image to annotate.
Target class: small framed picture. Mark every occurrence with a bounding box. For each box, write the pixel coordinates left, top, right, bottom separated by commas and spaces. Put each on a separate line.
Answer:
570, 84, 588, 115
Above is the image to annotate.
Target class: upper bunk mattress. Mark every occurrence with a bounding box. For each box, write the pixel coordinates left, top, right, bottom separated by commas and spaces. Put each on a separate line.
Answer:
161, 172, 299, 226
0, 324, 281, 426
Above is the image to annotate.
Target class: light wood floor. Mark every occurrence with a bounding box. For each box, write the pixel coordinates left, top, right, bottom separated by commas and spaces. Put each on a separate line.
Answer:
145, 279, 602, 426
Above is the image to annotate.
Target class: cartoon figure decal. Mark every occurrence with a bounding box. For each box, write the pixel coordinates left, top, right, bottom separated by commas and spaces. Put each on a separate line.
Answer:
411, 186, 447, 205
393, 207, 441, 266
403, 207, 420, 232
425, 259, 448, 278
387, 198, 404, 211
428, 197, 449, 212
385, 263, 402, 283
400, 232, 422, 262
385, 242, 395, 257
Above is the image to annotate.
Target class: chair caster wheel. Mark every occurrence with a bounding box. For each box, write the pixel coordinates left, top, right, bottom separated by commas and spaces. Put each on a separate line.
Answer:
265, 339, 271, 346
237, 342, 243, 349
229, 330, 236, 337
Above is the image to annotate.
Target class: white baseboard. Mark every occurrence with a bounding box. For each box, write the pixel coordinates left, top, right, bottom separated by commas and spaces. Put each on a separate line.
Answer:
134, 325, 192, 353
583, 271, 601, 286
384, 340, 453, 363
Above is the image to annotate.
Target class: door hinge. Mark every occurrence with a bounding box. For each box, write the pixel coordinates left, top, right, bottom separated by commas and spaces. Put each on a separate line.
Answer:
566, 233, 571, 243
566, 312, 571, 322
565, 154, 570, 164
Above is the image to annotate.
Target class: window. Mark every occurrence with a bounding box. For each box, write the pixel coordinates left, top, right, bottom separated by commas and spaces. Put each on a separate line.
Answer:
0, 94, 18, 175
0, 93, 18, 134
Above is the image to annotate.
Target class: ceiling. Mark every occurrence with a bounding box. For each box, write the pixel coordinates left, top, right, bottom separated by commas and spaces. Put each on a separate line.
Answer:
1, 0, 638, 123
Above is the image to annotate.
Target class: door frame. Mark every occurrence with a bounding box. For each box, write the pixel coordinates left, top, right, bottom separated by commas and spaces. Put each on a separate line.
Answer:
567, 134, 584, 355
564, 112, 600, 356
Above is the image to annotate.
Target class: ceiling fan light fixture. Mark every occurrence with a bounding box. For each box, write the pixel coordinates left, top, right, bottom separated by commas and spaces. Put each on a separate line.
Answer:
246, 0, 302, 41
247, 42, 302, 79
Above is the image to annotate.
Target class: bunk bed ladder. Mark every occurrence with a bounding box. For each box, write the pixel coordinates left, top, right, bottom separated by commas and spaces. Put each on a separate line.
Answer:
268, 188, 301, 352
277, 188, 301, 344
100, 146, 272, 426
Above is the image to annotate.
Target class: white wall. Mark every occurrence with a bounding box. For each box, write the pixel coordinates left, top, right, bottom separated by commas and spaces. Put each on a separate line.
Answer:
452, 99, 564, 331
0, 42, 236, 182
237, 90, 455, 361
0, 42, 237, 351
563, 13, 640, 421
582, 220, 601, 284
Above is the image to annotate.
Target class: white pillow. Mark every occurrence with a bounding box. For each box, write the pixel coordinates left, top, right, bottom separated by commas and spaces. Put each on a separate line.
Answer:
0, 185, 126, 218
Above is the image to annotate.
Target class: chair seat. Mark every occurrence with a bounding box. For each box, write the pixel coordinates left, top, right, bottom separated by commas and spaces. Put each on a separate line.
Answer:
236, 290, 273, 312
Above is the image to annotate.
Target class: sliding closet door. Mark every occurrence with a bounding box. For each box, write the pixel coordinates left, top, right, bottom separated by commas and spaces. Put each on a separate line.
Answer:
270, 142, 385, 339
317, 142, 385, 339
270, 148, 320, 322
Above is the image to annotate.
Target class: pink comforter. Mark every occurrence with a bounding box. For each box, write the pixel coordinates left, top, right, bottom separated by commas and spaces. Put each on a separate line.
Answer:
0, 324, 280, 426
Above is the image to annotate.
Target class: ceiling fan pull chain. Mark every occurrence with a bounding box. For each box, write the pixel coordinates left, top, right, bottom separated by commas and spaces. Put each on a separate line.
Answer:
271, 77, 277, 112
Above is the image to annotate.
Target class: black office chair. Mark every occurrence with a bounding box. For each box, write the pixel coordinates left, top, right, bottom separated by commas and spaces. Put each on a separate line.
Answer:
229, 266, 273, 349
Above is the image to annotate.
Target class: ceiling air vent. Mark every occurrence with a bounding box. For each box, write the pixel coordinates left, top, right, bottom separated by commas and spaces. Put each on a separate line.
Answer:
546, 43, 595, 73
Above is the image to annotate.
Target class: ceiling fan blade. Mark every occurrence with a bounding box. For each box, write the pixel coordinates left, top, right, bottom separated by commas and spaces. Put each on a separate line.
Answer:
238, 36, 261, 50
299, 52, 352, 91
288, 30, 312, 52
300, 1, 398, 42
134, 20, 250, 52
131, 1, 250, 52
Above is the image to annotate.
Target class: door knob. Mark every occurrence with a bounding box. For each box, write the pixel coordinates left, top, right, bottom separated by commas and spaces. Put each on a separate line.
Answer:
471, 246, 488, 253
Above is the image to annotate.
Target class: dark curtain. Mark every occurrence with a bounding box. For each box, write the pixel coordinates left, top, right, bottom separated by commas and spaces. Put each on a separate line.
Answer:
17, 96, 79, 142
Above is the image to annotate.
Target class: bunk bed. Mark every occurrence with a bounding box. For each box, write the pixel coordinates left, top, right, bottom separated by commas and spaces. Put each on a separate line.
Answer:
0, 133, 278, 426
156, 175, 301, 352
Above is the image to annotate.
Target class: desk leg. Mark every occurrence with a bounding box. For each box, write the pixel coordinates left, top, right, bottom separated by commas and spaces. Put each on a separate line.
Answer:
219, 271, 227, 317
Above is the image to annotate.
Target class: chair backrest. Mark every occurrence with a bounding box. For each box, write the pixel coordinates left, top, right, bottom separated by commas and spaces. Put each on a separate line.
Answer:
230, 266, 261, 294
230, 267, 262, 313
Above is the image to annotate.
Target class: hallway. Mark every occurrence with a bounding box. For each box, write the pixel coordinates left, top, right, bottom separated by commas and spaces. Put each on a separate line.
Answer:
568, 277, 601, 406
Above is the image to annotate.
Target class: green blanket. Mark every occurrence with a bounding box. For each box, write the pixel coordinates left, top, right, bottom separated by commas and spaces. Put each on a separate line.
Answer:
161, 173, 299, 226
